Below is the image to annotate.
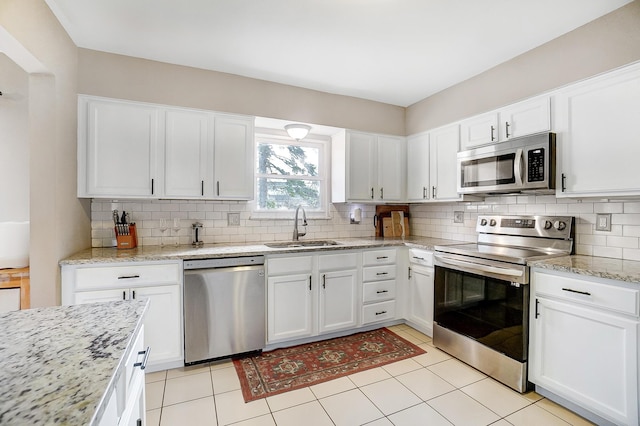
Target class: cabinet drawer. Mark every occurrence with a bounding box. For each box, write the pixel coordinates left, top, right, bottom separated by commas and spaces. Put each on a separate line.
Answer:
362, 300, 396, 324
363, 249, 396, 266
408, 249, 433, 267
363, 265, 396, 282
363, 281, 396, 303
318, 252, 358, 271
74, 262, 181, 291
533, 271, 640, 317
267, 256, 313, 276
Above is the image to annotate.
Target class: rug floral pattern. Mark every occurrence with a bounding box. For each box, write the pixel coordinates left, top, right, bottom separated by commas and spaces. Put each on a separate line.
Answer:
233, 328, 425, 402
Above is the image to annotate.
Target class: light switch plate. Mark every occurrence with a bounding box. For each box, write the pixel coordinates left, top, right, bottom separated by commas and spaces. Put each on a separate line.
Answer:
596, 213, 611, 232
453, 211, 464, 224
228, 212, 240, 226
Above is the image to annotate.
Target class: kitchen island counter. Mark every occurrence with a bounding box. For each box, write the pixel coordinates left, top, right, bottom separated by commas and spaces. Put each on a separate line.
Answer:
0, 299, 148, 425
60, 236, 464, 265
529, 254, 640, 284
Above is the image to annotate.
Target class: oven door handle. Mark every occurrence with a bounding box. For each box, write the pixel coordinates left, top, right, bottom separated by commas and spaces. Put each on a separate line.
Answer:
435, 255, 524, 277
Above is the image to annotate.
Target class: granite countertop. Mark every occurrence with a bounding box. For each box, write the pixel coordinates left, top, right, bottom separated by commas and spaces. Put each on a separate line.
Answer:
0, 300, 149, 425
59, 236, 464, 265
529, 255, 640, 284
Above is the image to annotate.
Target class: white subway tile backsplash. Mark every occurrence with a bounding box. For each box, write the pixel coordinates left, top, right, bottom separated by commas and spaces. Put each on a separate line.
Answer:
624, 226, 640, 237
592, 245, 623, 259
623, 248, 640, 262
624, 202, 640, 213
594, 203, 624, 214
606, 236, 639, 249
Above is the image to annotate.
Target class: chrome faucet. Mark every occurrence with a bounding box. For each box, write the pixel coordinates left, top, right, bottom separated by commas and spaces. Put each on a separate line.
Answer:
293, 205, 307, 241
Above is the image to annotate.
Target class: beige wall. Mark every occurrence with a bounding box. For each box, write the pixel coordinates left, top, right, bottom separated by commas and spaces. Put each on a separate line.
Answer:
0, 0, 88, 307
406, 0, 640, 134
77, 49, 406, 136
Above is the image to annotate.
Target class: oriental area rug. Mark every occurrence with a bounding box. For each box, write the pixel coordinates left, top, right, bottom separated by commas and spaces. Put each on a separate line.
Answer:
233, 328, 425, 402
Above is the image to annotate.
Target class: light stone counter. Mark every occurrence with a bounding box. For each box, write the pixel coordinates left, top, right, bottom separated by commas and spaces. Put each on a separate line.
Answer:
0, 300, 148, 425
59, 237, 464, 265
529, 255, 640, 284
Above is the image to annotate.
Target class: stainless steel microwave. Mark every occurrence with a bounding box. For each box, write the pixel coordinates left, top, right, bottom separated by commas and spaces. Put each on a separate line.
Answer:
457, 133, 556, 195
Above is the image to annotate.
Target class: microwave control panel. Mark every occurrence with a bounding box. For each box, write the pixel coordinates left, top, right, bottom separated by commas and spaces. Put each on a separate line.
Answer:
527, 148, 545, 182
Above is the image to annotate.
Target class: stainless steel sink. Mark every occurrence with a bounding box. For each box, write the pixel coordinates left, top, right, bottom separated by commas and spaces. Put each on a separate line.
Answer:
264, 240, 340, 248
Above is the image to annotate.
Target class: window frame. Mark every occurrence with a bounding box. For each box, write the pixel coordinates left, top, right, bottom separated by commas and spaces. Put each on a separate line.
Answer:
252, 132, 331, 219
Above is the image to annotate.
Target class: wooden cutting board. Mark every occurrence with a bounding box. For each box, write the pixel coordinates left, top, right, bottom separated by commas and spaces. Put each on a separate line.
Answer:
375, 205, 409, 237
382, 216, 410, 237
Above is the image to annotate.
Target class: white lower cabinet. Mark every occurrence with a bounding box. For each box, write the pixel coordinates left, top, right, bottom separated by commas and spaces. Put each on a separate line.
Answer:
99, 325, 146, 426
530, 269, 639, 426
61, 261, 183, 372
362, 249, 397, 325
406, 249, 434, 336
267, 252, 359, 344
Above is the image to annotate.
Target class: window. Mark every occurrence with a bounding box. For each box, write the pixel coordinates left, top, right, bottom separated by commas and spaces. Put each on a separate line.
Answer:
255, 135, 328, 214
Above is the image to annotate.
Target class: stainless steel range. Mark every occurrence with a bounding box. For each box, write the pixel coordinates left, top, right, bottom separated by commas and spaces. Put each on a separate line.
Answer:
433, 215, 574, 392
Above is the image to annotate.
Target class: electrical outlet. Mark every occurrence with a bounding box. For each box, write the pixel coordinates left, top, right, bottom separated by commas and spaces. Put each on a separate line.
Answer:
228, 212, 240, 226
453, 211, 464, 224
596, 213, 611, 232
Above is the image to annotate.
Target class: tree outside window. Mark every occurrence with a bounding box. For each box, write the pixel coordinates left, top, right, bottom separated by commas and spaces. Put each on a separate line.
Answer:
256, 138, 325, 211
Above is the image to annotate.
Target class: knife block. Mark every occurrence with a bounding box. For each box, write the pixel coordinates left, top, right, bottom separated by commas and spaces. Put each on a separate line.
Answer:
115, 224, 137, 249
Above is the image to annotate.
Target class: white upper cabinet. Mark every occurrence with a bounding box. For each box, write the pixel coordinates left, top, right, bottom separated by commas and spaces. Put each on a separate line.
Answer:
555, 63, 640, 198
213, 114, 255, 200
332, 130, 405, 203
79, 97, 160, 198
460, 96, 551, 150
406, 133, 430, 201
163, 108, 210, 198
406, 124, 462, 202
78, 95, 255, 200
429, 124, 461, 201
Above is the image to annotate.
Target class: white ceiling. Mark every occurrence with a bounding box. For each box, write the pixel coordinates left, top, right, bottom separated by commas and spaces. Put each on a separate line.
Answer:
45, 0, 631, 107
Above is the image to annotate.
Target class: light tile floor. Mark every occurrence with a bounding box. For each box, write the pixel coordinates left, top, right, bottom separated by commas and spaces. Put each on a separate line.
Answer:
144, 324, 595, 426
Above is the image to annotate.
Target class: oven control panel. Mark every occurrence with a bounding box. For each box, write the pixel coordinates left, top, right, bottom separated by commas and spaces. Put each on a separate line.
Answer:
476, 215, 573, 239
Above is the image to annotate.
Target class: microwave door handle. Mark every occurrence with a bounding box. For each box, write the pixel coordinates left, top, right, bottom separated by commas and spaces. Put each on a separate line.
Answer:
514, 148, 524, 186
435, 255, 524, 277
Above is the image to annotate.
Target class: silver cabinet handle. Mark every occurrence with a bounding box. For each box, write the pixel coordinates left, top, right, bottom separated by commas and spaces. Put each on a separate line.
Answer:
216, 181, 220, 196
376, 256, 389, 260
322, 274, 326, 289
561, 173, 567, 192
423, 187, 427, 199
132, 290, 136, 299
375, 310, 387, 316
412, 256, 425, 261
122, 291, 126, 300
309, 275, 312, 291
505, 121, 511, 138
133, 346, 151, 370
376, 290, 388, 294
432, 186, 436, 198
201, 180, 204, 196
490, 125, 495, 141
370, 188, 374, 199
151, 178, 154, 195
118, 275, 140, 280
380, 188, 384, 199
376, 272, 388, 276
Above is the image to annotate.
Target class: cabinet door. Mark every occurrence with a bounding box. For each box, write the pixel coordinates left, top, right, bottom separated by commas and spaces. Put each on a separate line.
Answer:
75, 288, 127, 304
318, 270, 358, 334
498, 96, 550, 141
555, 65, 640, 197
346, 132, 376, 201
213, 114, 255, 199
164, 109, 210, 198
430, 124, 461, 201
406, 133, 430, 202
81, 98, 159, 198
377, 135, 404, 202
267, 273, 314, 342
407, 264, 434, 336
133, 285, 183, 367
460, 111, 498, 150
530, 297, 639, 425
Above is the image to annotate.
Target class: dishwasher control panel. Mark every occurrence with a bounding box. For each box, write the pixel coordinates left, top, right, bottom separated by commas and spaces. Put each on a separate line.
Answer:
183, 255, 265, 270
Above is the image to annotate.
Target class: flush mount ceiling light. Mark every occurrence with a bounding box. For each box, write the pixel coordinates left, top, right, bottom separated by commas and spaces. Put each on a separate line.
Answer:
285, 124, 312, 141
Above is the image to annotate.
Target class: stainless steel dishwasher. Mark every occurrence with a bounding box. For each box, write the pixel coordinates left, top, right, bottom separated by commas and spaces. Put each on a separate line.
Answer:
183, 256, 265, 364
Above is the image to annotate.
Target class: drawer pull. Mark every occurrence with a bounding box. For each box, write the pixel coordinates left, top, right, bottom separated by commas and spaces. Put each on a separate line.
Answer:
376, 272, 389, 276
376, 290, 388, 294
375, 310, 387, 316
118, 275, 140, 280
412, 256, 425, 261
134, 346, 151, 370
562, 288, 591, 296
376, 256, 389, 260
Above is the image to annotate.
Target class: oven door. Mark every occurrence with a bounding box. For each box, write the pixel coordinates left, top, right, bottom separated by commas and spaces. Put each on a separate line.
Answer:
433, 260, 529, 362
